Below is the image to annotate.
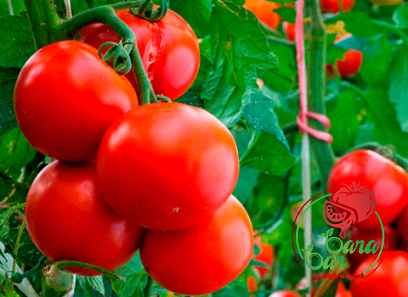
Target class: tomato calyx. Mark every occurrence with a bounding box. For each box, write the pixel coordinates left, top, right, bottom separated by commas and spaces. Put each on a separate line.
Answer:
98, 41, 133, 75
130, 0, 169, 22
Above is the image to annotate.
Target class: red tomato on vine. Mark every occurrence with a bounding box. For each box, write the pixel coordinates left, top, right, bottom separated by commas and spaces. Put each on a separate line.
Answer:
140, 196, 253, 295
254, 235, 275, 278
25, 161, 144, 276
244, 0, 282, 30
80, 8, 200, 100
328, 150, 408, 229
14, 41, 138, 162
283, 22, 296, 42
347, 226, 399, 271
96, 102, 239, 231
327, 34, 363, 78
320, 0, 355, 13
351, 251, 408, 297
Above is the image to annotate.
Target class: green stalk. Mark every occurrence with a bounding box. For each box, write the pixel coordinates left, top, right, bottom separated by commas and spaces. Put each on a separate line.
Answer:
306, 0, 335, 188
43, 261, 125, 281
144, 276, 153, 297
9, 219, 26, 297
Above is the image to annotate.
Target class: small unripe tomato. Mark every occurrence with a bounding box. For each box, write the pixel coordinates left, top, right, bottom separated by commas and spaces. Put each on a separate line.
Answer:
320, 0, 355, 13
140, 196, 253, 295
25, 161, 144, 276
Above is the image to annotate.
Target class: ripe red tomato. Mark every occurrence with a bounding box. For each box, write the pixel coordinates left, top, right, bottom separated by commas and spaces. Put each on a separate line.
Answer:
96, 103, 239, 230
347, 226, 399, 271
80, 9, 200, 100
336, 291, 352, 297
351, 251, 408, 297
140, 196, 253, 295
328, 150, 408, 229
320, 0, 355, 13
283, 22, 296, 42
327, 34, 363, 78
336, 49, 363, 78
247, 276, 258, 292
254, 235, 275, 278
244, 0, 282, 30
396, 202, 408, 243
25, 161, 144, 276
270, 291, 301, 297
14, 41, 138, 162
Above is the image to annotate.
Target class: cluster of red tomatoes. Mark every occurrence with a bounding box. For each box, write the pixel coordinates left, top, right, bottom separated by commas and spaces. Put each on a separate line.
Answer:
245, 0, 363, 78
14, 8, 254, 296
246, 149, 408, 297
328, 149, 408, 297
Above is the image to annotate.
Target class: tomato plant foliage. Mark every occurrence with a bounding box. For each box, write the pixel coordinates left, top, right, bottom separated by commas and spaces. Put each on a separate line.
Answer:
3, 0, 408, 296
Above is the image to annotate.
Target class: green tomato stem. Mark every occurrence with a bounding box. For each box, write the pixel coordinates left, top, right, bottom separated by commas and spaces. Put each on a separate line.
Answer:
9, 219, 26, 297
144, 275, 154, 297
43, 261, 125, 282
306, 0, 335, 188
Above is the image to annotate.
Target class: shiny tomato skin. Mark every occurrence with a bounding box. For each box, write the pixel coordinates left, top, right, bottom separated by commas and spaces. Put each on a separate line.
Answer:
283, 22, 296, 42
320, 0, 355, 13
25, 161, 144, 276
14, 41, 138, 162
244, 0, 282, 30
351, 251, 408, 297
80, 9, 200, 100
140, 196, 253, 296
96, 103, 239, 231
270, 291, 301, 297
254, 236, 275, 278
328, 150, 408, 229
347, 225, 399, 271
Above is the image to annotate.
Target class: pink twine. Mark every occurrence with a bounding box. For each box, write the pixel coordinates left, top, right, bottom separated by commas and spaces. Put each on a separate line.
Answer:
295, 0, 333, 144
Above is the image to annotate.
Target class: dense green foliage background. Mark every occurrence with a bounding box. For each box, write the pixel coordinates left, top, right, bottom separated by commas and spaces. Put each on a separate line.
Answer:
1, 0, 408, 296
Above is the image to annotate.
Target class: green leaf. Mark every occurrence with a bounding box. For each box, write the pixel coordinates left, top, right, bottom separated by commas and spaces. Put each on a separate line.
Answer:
170, 0, 212, 38
0, 79, 18, 132
260, 42, 297, 93
202, 0, 277, 127
233, 166, 259, 204
332, 12, 384, 37
356, 84, 408, 158
388, 47, 408, 133
274, 6, 296, 23
0, 128, 37, 180
240, 92, 296, 175
77, 275, 105, 296
393, 2, 408, 29
360, 34, 392, 84
327, 88, 364, 152
0, 67, 19, 84
175, 83, 204, 108
111, 252, 147, 297
0, 13, 35, 68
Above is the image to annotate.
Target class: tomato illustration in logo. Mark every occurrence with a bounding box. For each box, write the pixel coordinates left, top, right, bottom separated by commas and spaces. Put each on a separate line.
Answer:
324, 182, 376, 238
